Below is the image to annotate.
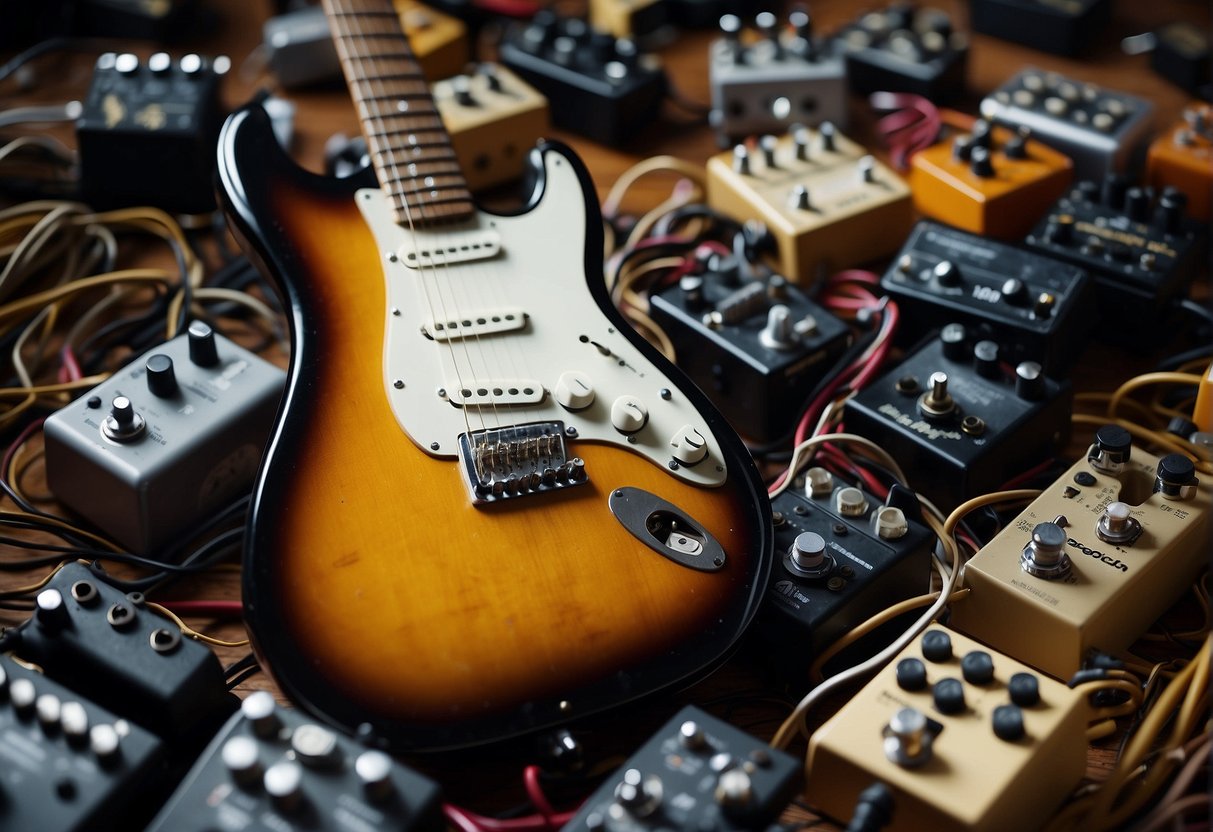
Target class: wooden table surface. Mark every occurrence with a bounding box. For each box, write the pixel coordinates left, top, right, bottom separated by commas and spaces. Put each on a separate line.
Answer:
1, 0, 1209, 827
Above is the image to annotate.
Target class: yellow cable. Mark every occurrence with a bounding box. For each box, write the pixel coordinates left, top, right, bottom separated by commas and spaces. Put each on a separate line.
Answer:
1107, 372, 1203, 421
602, 156, 707, 218
144, 602, 250, 648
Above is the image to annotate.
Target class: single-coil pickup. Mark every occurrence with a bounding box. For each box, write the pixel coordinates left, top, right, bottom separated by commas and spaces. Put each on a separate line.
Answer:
422, 308, 527, 341
445, 380, 545, 407
400, 228, 502, 267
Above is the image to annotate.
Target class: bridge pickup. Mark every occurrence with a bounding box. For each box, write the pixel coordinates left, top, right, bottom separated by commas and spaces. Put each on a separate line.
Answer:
446, 381, 544, 407
422, 307, 527, 342
458, 421, 588, 505
400, 227, 501, 268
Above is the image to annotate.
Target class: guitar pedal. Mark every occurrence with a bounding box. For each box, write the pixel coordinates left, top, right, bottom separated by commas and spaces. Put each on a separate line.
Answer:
832, 4, 968, 101
758, 475, 934, 668
844, 329, 1071, 510
980, 68, 1154, 181
147, 693, 444, 832
10, 562, 236, 743
0, 655, 167, 832
590, 0, 669, 40
432, 64, 549, 192
880, 221, 1092, 377
949, 433, 1212, 680
706, 125, 913, 281
908, 119, 1073, 239
1128, 22, 1212, 98
76, 51, 228, 214
1023, 176, 1208, 334
499, 12, 667, 147
708, 10, 848, 144
806, 627, 1089, 832
647, 268, 851, 442
44, 321, 285, 554
562, 705, 802, 832
968, 0, 1112, 56
265, 1, 467, 89
1147, 104, 1213, 222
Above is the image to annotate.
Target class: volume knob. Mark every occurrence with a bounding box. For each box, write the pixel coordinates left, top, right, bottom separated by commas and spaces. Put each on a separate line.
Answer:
187, 320, 220, 367
554, 371, 595, 410
146, 354, 178, 398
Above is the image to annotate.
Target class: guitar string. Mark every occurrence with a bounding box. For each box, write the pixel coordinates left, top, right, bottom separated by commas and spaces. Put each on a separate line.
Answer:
349, 1, 524, 471
328, 0, 479, 450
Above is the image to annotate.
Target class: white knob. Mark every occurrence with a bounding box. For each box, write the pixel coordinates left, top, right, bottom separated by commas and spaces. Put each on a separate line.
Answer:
611, 396, 648, 434
670, 425, 708, 465
554, 371, 595, 410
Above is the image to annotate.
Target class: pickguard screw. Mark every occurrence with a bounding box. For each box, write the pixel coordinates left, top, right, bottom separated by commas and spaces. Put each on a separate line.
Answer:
387, 252, 398, 262
430, 442, 440, 451
391, 308, 401, 316
393, 379, 404, 389
565, 426, 577, 437
660, 388, 671, 400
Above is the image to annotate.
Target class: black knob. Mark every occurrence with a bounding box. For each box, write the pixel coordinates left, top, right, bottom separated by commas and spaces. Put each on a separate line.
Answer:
452, 75, 475, 106
146, 354, 178, 398
1157, 189, 1187, 234
111, 396, 136, 428
1167, 416, 1199, 440
36, 588, 71, 633
1003, 132, 1028, 159
187, 321, 220, 367
940, 323, 967, 361
921, 630, 952, 663
897, 658, 928, 691
970, 146, 995, 178
1075, 180, 1100, 202
970, 119, 993, 149
477, 64, 503, 92
615, 38, 641, 69
951, 134, 973, 161
974, 340, 1001, 379
1046, 214, 1075, 245
932, 678, 965, 714
992, 705, 1025, 741
1157, 454, 1197, 489
933, 259, 961, 287
1095, 424, 1132, 461
1008, 673, 1040, 707
1101, 174, 1127, 212
1124, 187, 1151, 223
1015, 362, 1045, 401
961, 651, 994, 685
1001, 277, 1028, 305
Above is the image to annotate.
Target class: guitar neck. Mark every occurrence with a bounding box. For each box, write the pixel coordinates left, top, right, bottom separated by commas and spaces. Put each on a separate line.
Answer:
323, 0, 475, 226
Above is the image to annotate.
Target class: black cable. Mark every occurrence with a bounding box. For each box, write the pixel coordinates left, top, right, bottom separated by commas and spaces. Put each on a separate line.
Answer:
224, 652, 259, 678
226, 664, 263, 690
0, 38, 103, 85
1156, 343, 1213, 371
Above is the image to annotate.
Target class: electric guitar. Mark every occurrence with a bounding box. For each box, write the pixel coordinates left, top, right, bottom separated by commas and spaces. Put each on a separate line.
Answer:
218, 0, 773, 751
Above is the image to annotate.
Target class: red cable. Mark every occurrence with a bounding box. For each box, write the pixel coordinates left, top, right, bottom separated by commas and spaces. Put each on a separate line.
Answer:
523, 765, 558, 821
472, 0, 542, 16
157, 600, 244, 617
443, 804, 575, 832
3, 417, 45, 492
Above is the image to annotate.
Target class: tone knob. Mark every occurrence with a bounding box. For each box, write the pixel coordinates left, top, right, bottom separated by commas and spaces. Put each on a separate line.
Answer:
896, 658, 928, 691
61, 702, 89, 745
222, 735, 262, 787
1001, 278, 1028, 306
933, 260, 961, 287
921, 630, 952, 663
241, 691, 281, 738
187, 320, 220, 367
933, 678, 966, 714
36, 588, 70, 632
554, 371, 595, 410
1154, 454, 1198, 501
835, 487, 868, 516
992, 704, 1025, 742
10, 677, 36, 717
264, 761, 304, 813
148, 52, 171, 75
610, 396, 648, 434
961, 651, 994, 685
36, 693, 62, 732
90, 724, 122, 766
970, 146, 995, 178
355, 750, 397, 803
1088, 424, 1132, 474
805, 466, 833, 497
670, 425, 708, 465
1009, 673, 1040, 707
1015, 362, 1045, 401
146, 354, 179, 398
939, 323, 967, 360
974, 340, 1001, 379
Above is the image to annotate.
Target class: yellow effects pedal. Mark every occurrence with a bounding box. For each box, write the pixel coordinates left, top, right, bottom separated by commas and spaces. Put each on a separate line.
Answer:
1147, 103, 1213, 223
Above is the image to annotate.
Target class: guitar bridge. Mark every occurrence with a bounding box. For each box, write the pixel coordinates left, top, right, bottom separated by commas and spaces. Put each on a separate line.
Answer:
458, 421, 588, 505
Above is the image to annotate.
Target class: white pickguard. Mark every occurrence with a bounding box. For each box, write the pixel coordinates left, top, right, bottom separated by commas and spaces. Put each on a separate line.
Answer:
357, 150, 727, 488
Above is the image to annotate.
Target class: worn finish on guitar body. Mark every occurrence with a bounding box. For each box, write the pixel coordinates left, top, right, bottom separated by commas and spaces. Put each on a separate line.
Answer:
219, 105, 771, 751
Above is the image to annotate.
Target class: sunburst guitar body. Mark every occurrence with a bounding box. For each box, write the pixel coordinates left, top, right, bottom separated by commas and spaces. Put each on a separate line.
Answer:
217, 0, 773, 751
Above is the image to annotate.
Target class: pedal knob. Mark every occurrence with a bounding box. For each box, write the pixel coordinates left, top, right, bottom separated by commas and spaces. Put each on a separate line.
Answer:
896, 658, 928, 691
992, 704, 1025, 742
1020, 521, 1072, 580
1155, 454, 1198, 500
222, 736, 263, 787
970, 146, 995, 178
940, 323, 967, 360
61, 701, 89, 746
554, 371, 595, 410
883, 708, 932, 767
241, 691, 281, 738
835, 487, 868, 517
146, 354, 178, 398
678, 720, 707, 752
610, 396, 648, 434
9, 678, 36, 717
921, 630, 952, 663
715, 768, 754, 814
820, 121, 837, 152
90, 724, 122, 767
291, 723, 341, 769
873, 506, 908, 540
187, 320, 220, 367
1001, 278, 1028, 306
961, 651, 994, 685
36, 588, 70, 632
1009, 673, 1040, 707
1003, 132, 1028, 159
932, 678, 966, 714
36, 693, 62, 733
759, 305, 797, 350
1095, 501, 1141, 544
355, 750, 396, 803
1089, 425, 1132, 474
1124, 187, 1151, 223
264, 761, 304, 813
806, 466, 833, 497
933, 259, 961, 287
615, 769, 662, 817
1015, 362, 1045, 401
974, 340, 1001, 379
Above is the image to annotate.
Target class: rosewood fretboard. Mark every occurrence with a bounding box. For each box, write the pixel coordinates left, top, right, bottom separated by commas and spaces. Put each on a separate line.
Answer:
322, 0, 475, 225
